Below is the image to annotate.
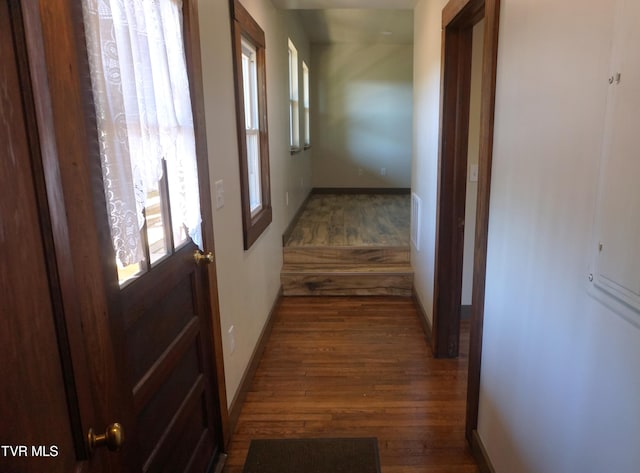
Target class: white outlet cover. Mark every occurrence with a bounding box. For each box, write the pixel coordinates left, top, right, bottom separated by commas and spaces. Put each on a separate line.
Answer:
215, 180, 224, 209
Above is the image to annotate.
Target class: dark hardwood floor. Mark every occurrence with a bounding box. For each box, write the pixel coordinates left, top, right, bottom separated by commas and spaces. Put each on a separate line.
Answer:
223, 296, 478, 473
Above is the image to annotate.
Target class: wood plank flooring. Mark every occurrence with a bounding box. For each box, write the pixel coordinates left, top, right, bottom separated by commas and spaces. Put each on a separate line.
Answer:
286, 194, 410, 247
282, 194, 413, 296
223, 297, 478, 473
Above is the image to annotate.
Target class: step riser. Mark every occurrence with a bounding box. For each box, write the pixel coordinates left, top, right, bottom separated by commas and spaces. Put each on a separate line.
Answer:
282, 273, 413, 296
284, 247, 410, 265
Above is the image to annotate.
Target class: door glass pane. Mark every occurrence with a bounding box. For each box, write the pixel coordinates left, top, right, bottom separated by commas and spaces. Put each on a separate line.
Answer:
145, 189, 169, 265
246, 130, 262, 214
117, 261, 143, 284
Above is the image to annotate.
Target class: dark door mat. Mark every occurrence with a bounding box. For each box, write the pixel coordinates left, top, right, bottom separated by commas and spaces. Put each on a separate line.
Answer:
242, 437, 381, 473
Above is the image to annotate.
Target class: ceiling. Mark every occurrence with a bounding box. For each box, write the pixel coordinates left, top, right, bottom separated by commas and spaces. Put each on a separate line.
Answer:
271, 0, 416, 8
272, 0, 415, 44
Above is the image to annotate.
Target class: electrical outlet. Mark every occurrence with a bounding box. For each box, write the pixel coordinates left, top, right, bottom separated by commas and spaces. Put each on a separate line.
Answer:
228, 325, 235, 354
215, 180, 224, 209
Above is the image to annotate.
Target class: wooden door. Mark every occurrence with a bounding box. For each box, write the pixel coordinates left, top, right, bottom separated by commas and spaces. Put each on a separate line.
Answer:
1, 0, 229, 471
119, 239, 223, 472
1, 2, 78, 470
98, 0, 228, 468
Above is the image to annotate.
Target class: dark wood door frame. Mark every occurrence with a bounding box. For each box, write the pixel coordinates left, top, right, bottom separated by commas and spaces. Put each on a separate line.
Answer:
431, 0, 500, 441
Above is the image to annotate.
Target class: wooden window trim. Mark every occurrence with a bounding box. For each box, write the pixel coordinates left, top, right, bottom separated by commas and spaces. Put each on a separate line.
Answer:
230, 0, 272, 250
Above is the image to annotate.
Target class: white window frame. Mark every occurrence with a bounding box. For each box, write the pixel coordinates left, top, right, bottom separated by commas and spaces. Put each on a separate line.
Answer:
288, 39, 300, 151
241, 38, 262, 215
302, 61, 310, 148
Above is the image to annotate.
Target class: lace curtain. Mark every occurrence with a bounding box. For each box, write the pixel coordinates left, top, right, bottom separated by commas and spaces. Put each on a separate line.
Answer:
82, 0, 202, 267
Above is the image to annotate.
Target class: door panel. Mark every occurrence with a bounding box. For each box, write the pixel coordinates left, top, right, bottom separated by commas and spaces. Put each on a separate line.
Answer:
120, 244, 221, 472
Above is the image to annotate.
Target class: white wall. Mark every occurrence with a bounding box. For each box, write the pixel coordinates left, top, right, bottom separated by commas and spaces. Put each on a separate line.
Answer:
479, 1, 640, 472
414, 0, 640, 472
312, 43, 413, 188
411, 0, 447, 326
197, 0, 311, 406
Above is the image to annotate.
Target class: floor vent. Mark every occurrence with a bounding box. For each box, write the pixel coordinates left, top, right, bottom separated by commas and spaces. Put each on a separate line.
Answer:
411, 192, 421, 251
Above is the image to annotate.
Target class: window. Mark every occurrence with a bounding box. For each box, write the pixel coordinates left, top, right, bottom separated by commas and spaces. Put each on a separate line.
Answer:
231, 0, 272, 249
288, 39, 300, 151
242, 38, 262, 215
302, 61, 310, 148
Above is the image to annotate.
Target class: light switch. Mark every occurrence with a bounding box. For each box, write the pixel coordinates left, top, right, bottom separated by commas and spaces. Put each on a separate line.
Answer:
215, 180, 224, 209
469, 164, 479, 182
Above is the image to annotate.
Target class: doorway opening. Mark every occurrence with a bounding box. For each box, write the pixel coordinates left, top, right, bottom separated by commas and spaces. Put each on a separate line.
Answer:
430, 0, 500, 442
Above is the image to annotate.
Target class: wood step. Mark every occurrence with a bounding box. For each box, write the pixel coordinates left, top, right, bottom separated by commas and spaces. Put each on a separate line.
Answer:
283, 246, 410, 265
281, 264, 413, 296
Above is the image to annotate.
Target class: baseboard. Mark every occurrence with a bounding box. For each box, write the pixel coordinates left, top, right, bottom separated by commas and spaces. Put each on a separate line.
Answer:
412, 288, 433, 348
228, 289, 282, 436
312, 187, 411, 195
470, 430, 496, 473
461, 304, 472, 320
282, 190, 313, 246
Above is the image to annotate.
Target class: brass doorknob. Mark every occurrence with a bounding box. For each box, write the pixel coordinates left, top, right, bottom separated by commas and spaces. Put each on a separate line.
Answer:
193, 250, 215, 264
87, 423, 124, 453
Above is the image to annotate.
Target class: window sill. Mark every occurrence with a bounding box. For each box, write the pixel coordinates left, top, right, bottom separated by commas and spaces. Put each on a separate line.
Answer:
290, 147, 302, 155
303, 144, 311, 150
